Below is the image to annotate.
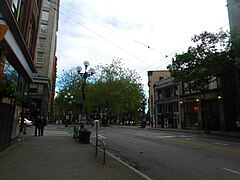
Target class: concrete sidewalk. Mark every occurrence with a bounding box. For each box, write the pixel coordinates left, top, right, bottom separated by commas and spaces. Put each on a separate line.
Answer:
0, 125, 146, 180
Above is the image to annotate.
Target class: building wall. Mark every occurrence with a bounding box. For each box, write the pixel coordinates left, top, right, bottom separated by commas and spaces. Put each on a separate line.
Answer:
154, 77, 179, 128
0, 0, 42, 150
30, 0, 59, 120
147, 70, 171, 126
226, 0, 240, 131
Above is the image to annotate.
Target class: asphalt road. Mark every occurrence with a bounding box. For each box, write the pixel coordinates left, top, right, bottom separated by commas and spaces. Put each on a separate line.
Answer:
89, 125, 240, 180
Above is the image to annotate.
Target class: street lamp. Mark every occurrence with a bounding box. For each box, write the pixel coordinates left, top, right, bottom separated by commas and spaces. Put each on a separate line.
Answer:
76, 61, 95, 129
64, 92, 73, 127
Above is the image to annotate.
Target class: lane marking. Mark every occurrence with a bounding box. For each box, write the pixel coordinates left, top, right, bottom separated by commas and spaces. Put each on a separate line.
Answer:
213, 142, 228, 146
90, 140, 152, 180
92, 134, 106, 139
168, 139, 240, 153
223, 168, 240, 175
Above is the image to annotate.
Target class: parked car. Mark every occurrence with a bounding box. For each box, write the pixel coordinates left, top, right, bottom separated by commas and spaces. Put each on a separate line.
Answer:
19, 118, 33, 126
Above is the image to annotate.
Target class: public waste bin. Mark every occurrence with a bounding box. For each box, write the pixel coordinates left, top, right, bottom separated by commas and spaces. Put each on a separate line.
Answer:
73, 126, 78, 139
79, 129, 91, 144
141, 121, 146, 128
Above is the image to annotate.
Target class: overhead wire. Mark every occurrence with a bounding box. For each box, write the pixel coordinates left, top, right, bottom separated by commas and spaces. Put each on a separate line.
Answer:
48, 0, 165, 56
46, 1, 237, 79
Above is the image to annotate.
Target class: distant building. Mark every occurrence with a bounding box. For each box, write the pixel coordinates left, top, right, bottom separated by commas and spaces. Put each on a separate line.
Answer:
0, 0, 42, 150
179, 78, 224, 131
225, 0, 240, 131
147, 70, 171, 126
28, 0, 59, 122
154, 77, 180, 128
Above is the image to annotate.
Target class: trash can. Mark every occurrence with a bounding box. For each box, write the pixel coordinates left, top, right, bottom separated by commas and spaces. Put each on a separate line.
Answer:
141, 121, 146, 128
73, 126, 78, 139
79, 129, 91, 144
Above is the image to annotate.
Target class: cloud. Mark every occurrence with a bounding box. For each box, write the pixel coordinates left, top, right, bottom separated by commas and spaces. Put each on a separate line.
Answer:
56, 0, 230, 93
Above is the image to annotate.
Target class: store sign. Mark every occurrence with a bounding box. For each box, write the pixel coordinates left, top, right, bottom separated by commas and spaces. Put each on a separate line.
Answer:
0, 24, 9, 41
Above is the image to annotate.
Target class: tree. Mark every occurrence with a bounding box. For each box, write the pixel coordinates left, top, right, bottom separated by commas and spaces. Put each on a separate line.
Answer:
54, 58, 146, 125
167, 30, 240, 132
167, 30, 240, 90
90, 58, 145, 125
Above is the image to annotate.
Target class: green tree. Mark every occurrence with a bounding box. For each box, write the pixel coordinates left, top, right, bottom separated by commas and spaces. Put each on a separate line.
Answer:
167, 30, 240, 90
167, 30, 240, 132
54, 58, 146, 125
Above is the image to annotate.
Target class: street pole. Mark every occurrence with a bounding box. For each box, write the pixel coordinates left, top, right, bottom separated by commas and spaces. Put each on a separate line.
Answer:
76, 61, 95, 129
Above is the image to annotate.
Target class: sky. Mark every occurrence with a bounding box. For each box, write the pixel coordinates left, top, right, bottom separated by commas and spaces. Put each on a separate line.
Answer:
56, 0, 230, 93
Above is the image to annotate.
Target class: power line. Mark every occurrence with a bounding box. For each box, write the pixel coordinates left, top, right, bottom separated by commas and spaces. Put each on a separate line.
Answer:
48, 0, 165, 56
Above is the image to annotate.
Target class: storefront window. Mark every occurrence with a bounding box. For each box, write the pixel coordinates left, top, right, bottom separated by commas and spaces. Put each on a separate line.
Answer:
0, 60, 19, 99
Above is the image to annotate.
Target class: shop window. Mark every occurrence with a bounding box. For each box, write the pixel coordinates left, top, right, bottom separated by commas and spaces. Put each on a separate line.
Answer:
1, 60, 19, 99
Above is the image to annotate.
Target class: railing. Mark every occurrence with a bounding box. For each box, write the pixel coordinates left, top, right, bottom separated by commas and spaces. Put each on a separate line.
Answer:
96, 139, 106, 164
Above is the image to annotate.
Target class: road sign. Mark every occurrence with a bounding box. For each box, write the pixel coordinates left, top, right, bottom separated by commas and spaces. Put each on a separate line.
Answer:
0, 24, 9, 41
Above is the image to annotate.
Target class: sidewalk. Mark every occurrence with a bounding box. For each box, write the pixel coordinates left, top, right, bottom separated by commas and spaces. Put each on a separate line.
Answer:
0, 125, 146, 180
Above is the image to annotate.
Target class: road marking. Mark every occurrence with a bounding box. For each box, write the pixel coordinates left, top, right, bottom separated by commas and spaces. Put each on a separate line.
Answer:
168, 139, 240, 153
156, 135, 176, 138
92, 134, 106, 139
213, 142, 228, 146
223, 168, 240, 175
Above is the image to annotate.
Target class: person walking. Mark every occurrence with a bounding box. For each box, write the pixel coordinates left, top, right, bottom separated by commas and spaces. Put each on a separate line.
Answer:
40, 116, 47, 136
34, 115, 41, 136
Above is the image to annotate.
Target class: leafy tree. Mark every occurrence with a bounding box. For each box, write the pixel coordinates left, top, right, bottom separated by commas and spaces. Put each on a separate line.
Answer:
54, 58, 146, 125
167, 30, 240, 132
167, 30, 240, 90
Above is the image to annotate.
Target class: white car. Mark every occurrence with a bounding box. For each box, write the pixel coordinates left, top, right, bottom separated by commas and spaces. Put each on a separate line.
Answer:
19, 118, 33, 126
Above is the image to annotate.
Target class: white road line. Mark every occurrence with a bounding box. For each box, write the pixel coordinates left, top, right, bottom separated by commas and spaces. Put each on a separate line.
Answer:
213, 142, 228, 146
156, 135, 176, 138
223, 168, 240, 175
92, 134, 106, 139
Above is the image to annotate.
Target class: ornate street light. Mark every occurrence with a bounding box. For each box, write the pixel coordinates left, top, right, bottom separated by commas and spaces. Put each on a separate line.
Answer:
76, 61, 95, 129
64, 92, 73, 127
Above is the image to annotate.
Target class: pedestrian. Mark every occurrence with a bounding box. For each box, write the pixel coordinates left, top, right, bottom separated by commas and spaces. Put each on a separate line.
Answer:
40, 116, 47, 136
34, 115, 41, 136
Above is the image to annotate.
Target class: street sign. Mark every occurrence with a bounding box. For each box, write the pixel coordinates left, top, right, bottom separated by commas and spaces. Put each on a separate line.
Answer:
0, 24, 9, 41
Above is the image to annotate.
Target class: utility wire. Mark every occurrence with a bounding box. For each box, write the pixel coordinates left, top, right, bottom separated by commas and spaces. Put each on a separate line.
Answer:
46, 1, 151, 67
47, 1, 237, 77
48, 0, 165, 56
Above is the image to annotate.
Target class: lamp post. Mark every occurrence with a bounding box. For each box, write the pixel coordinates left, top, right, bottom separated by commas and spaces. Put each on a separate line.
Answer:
76, 61, 95, 129
64, 92, 73, 127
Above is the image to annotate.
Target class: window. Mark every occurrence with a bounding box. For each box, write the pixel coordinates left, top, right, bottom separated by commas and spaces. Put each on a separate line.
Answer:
12, 0, 21, 20
42, 11, 49, 21
36, 68, 42, 76
29, 84, 38, 94
165, 87, 171, 98
37, 52, 44, 62
27, 16, 36, 53
39, 38, 45, 48
44, 0, 50, 7
38, 85, 43, 95
40, 24, 47, 33
158, 90, 163, 99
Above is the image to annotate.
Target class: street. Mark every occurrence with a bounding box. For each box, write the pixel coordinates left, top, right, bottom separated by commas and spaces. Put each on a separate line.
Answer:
90, 125, 240, 180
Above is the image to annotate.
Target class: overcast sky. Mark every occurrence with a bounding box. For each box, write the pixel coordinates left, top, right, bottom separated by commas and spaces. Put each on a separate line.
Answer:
56, 0, 230, 93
